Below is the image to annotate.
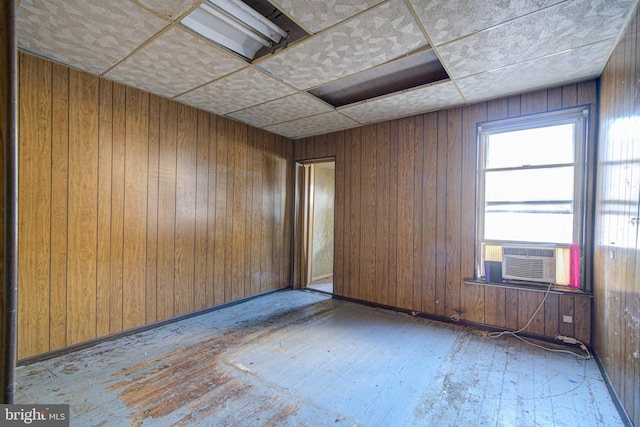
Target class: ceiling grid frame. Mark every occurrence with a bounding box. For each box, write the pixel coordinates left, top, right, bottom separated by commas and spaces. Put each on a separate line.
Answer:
15, 0, 639, 138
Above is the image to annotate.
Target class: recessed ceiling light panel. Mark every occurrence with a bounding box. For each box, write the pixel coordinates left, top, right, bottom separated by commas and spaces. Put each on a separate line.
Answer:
181, 0, 287, 60
308, 49, 449, 107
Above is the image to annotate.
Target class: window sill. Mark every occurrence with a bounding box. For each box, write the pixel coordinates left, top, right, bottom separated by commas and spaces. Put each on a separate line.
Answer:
464, 278, 592, 296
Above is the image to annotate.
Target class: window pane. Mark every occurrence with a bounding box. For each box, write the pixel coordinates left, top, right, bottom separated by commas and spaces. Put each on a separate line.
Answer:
486, 124, 574, 168
485, 167, 574, 202
484, 211, 573, 243
486, 202, 572, 215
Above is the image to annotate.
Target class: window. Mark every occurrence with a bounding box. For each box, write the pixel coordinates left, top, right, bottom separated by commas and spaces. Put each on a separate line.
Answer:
476, 107, 589, 287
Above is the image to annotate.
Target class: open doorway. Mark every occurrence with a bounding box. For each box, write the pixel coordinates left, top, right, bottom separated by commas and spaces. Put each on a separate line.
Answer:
299, 160, 335, 294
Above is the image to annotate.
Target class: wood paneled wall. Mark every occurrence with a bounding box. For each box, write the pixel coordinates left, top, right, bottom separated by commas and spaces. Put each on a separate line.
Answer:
595, 3, 639, 425
295, 81, 598, 345
17, 53, 293, 360
1, 0, 8, 401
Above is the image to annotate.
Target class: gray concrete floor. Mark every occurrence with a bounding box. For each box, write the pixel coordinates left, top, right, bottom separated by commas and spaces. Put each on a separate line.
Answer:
16, 290, 623, 426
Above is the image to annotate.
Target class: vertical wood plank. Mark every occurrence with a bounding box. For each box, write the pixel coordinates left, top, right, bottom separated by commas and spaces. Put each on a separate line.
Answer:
50, 62, 69, 349
314, 133, 327, 159
487, 98, 508, 121
412, 116, 424, 312
67, 68, 99, 345
421, 112, 438, 314
574, 295, 591, 344
360, 124, 376, 302
507, 95, 521, 117
334, 131, 346, 297
324, 132, 336, 159
547, 87, 563, 111
277, 136, 293, 289
109, 82, 126, 334
445, 108, 462, 318
348, 127, 362, 301
174, 104, 197, 315
194, 110, 210, 311
272, 136, 285, 289
250, 128, 263, 296
223, 118, 235, 301
156, 98, 177, 320
206, 114, 219, 307
261, 132, 275, 292
276, 135, 288, 287
231, 121, 247, 300
561, 84, 578, 108
272, 136, 284, 289
341, 130, 352, 298
520, 89, 548, 115
96, 78, 113, 336
122, 87, 148, 330
283, 136, 294, 287
214, 117, 229, 303
275, 133, 286, 288
374, 122, 389, 305
388, 120, 398, 306
397, 117, 415, 309
292, 161, 304, 289
484, 287, 506, 328
244, 126, 255, 296
517, 290, 545, 335
577, 80, 597, 107
505, 289, 519, 330
435, 111, 448, 316
543, 293, 560, 338
295, 137, 308, 161
145, 94, 160, 324
18, 54, 52, 358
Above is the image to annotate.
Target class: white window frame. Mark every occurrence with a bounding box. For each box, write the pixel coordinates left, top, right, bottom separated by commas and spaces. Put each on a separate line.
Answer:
476, 107, 590, 281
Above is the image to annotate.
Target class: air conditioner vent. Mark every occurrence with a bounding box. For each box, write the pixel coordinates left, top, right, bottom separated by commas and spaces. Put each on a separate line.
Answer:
502, 247, 555, 258
504, 256, 545, 279
502, 246, 556, 283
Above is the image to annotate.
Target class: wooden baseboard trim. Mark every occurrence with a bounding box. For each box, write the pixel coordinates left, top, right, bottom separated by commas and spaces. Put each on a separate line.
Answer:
593, 351, 633, 427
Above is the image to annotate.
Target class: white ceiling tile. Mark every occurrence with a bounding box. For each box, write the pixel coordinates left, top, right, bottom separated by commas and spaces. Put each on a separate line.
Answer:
17, 0, 636, 139
105, 27, 245, 99
457, 41, 614, 103
271, 0, 385, 33
176, 68, 297, 115
258, 0, 427, 90
409, 0, 562, 46
339, 81, 463, 124
227, 93, 334, 129
137, 0, 200, 21
265, 112, 359, 139
16, 0, 168, 75
438, 0, 635, 79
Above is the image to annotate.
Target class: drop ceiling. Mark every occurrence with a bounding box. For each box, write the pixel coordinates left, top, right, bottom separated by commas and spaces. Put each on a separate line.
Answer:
16, 0, 638, 139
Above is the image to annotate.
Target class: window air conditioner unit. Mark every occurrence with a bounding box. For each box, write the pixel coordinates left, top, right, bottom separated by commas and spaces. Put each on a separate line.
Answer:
502, 246, 556, 284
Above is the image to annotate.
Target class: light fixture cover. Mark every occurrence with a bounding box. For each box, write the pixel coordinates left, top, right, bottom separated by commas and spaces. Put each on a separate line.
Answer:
181, 0, 287, 60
